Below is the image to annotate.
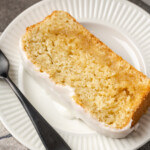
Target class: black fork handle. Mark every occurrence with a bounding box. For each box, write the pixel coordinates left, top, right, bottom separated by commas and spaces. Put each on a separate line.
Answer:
5, 76, 71, 150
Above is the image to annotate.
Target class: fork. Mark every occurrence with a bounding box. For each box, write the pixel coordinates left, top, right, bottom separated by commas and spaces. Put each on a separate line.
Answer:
0, 50, 71, 150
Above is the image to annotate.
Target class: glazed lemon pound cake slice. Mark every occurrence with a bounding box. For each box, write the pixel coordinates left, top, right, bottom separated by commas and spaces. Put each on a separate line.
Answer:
21, 11, 150, 138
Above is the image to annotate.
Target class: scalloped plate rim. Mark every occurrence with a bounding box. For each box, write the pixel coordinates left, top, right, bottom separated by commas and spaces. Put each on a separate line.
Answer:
0, 0, 150, 150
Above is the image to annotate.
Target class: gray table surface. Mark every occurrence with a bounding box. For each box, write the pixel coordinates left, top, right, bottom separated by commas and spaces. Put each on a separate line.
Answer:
0, 0, 150, 150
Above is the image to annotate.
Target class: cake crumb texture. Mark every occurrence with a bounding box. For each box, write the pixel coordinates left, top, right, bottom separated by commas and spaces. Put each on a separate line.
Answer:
22, 11, 150, 129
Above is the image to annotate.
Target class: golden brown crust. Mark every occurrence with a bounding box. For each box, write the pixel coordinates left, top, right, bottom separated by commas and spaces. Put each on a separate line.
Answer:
26, 11, 60, 32
131, 91, 150, 127
24, 10, 150, 129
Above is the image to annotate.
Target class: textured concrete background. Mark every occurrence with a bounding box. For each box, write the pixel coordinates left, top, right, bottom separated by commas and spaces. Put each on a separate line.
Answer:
0, 0, 150, 150
0, 0, 40, 32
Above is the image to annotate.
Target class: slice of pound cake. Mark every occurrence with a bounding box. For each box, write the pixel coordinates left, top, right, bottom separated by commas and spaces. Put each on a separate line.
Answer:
21, 11, 150, 138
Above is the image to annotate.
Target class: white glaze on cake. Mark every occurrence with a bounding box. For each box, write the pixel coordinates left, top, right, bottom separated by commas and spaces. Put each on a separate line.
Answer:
19, 38, 139, 138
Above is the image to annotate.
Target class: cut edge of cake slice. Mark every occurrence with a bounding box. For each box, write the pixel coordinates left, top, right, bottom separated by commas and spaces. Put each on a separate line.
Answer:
19, 44, 138, 138
21, 10, 150, 138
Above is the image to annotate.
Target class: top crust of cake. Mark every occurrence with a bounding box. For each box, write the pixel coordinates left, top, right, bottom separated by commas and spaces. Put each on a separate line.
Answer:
22, 11, 150, 129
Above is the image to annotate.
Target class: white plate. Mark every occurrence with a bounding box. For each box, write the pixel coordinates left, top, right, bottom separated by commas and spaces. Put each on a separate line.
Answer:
0, 0, 150, 149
